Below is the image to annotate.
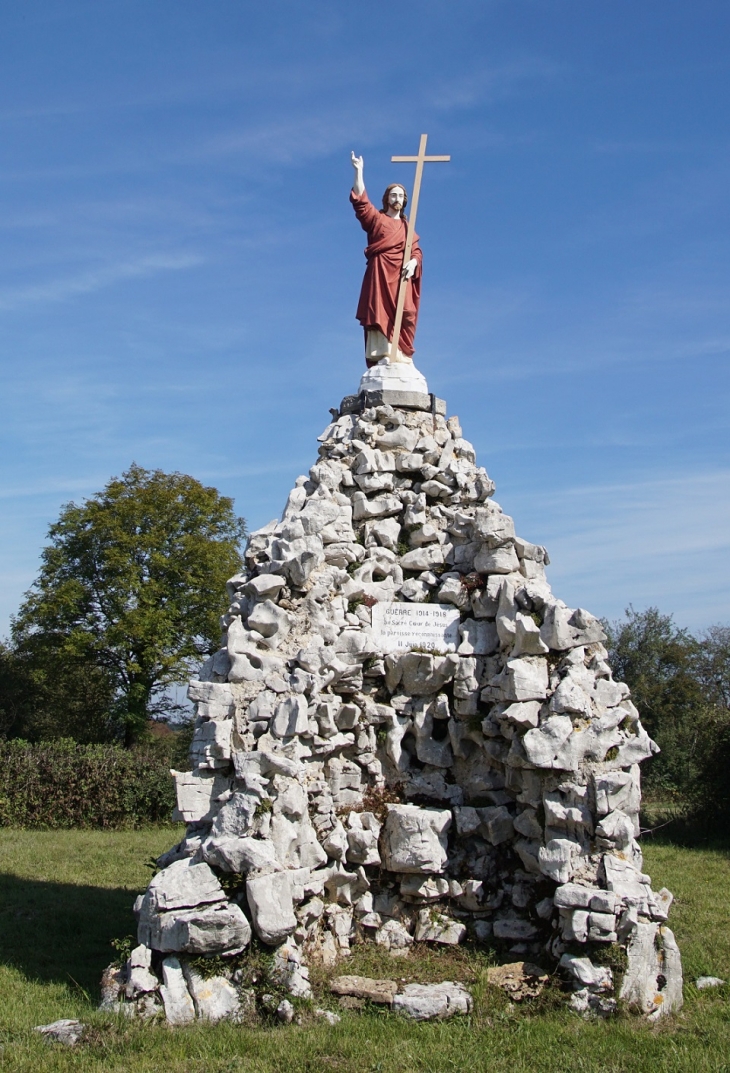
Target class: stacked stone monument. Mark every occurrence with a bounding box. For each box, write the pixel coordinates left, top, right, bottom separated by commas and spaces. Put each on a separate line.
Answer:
110, 367, 683, 1024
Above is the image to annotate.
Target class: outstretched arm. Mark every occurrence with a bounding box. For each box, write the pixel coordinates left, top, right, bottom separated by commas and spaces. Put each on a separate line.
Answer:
351, 151, 364, 196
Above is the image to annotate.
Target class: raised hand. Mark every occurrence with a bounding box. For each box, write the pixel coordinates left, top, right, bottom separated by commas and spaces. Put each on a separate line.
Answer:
351, 152, 365, 195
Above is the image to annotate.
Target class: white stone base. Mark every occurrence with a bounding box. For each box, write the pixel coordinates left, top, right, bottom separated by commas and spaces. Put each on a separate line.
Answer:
358, 359, 429, 397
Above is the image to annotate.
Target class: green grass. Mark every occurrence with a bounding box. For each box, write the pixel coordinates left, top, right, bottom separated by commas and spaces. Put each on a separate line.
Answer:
0, 828, 728, 1072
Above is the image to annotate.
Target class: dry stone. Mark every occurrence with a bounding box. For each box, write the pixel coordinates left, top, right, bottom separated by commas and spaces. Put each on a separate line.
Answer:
182, 965, 241, 1022
393, 982, 472, 1020
381, 805, 451, 873
330, 975, 398, 1004
246, 871, 297, 945
120, 389, 681, 1024
159, 957, 196, 1025
34, 1020, 85, 1045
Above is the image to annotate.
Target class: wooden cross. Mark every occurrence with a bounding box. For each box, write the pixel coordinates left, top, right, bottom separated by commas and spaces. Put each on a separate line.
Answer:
389, 133, 450, 360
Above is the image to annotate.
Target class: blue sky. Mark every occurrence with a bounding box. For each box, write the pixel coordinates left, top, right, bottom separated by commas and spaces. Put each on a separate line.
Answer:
0, 0, 728, 636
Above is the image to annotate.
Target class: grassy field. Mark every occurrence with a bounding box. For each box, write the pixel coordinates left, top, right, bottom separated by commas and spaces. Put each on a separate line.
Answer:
0, 827, 728, 1072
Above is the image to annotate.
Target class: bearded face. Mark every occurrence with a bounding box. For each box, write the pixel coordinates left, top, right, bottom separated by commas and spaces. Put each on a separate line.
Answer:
382, 184, 407, 216
387, 186, 405, 214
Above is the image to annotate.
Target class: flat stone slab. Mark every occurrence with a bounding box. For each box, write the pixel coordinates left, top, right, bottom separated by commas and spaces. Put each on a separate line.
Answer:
34, 1020, 85, 1045
330, 975, 398, 1004
339, 392, 446, 415
392, 981, 472, 1020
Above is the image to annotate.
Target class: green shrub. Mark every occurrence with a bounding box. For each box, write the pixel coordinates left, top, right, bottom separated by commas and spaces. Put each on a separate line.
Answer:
0, 739, 176, 828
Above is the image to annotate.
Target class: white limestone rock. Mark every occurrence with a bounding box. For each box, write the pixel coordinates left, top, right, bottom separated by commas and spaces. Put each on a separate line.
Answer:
569, 988, 617, 1018
201, 835, 281, 875
126, 944, 158, 997
244, 574, 288, 600
594, 768, 639, 816
400, 875, 450, 902
182, 965, 241, 1022
375, 918, 414, 953
188, 680, 237, 719
478, 805, 515, 845
246, 871, 298, 945
620, 922, 683, 1019
352, 491, 402, 521
209, 791, 260, 839
190, 719, 233, 770
367, 516, 402, 550
34, 1019, 85, 1045
141, 902, 251, 956
399, 544, 447, 571
387, 652, 459, 695
226, 617, 282, 679
271, 695, 309, 738
393, 982, 472, 1021
275, 998, 295, 1023
414, 909, 466, 945
540, 603, 606, 651
502, 700, 542, 729
493, 657, 549, 703
381, 805, 451, 874
159, 957, 196, 1025
143, 859, 226, 913
560, 908, 589, 942
346, 811, 381, 866
596, 809, 636, 850
538, 838, 580, 884
247, 599, 292, 641
522, 716, 574, 768
458, 618, 498, 655
474, 544, 520, 574
554, 883, 593, 909
171, 771, 230, 824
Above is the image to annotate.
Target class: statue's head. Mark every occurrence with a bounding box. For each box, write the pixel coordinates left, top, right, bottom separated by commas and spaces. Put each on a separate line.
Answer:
382, 184, 407, 216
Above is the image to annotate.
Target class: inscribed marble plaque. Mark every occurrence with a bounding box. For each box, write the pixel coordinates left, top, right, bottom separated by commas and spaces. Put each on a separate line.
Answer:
371, 602, 461, 653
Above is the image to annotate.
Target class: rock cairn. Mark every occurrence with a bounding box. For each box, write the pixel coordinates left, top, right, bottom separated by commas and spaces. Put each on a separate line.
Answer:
109, 386, 683, 1024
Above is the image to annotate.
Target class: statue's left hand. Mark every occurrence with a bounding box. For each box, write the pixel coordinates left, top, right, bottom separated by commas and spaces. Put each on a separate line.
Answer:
402, 258, 418, 281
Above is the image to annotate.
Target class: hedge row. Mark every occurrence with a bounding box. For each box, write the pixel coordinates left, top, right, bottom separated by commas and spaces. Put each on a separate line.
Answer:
0, 740, 178, 828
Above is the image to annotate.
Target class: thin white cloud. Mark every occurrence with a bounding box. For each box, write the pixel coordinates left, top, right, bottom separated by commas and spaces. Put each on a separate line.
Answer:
0, 253, 201, 311
506, 470, 730, 630
592, 138, 711, 155
428, 56, 562, 111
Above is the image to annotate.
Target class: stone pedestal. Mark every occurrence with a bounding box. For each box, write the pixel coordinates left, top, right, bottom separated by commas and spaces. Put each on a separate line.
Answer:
112, 384, 683, 1027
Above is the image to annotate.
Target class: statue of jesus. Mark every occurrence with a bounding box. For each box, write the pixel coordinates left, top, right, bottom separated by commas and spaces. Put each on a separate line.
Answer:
350, 151, 422, 368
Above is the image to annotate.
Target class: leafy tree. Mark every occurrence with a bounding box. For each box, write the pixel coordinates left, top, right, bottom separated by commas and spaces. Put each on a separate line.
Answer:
0, 637, 116, 744
688, 625, 730, 827
604, 608, 730, 829
11, 464, 245, 744
604, 607, 705, 796
695, 625, 730, 709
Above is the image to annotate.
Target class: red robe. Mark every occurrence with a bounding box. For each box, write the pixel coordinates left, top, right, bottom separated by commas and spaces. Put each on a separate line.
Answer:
350, 188, 422, 357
